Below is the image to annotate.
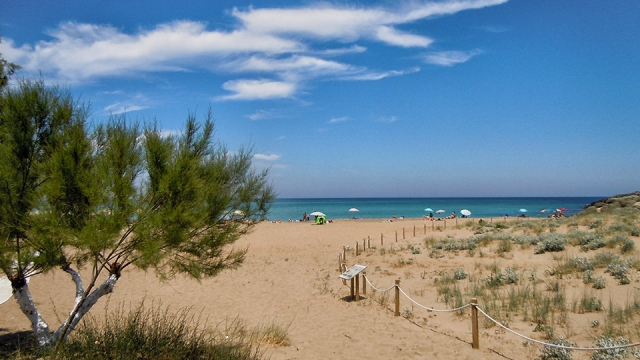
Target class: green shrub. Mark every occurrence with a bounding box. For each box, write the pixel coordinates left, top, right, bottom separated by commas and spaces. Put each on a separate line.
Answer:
593, 276, 606, 290
576, 233, 606, 251
454, 268, 468, 280
538, 337, 575, 360
51, 304, 263, 360
591, 336, 632, 360
535, 234, 567, 254
606, 261, 631, 285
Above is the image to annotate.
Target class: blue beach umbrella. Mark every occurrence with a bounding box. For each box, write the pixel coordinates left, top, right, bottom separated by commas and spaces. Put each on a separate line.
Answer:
424, 208, 434, 212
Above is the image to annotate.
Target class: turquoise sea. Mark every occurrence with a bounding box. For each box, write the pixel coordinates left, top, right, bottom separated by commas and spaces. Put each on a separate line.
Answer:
266, 197, 604, 221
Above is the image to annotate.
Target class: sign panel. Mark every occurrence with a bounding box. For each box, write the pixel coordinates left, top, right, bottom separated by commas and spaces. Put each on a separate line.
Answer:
339, 264, 367, 280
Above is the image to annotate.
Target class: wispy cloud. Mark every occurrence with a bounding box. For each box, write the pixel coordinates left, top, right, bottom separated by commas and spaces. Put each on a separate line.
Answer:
2, 0, 507, 98
329, 116, 349, 124
246, 109, 279, 120
254, 153, 281, 161
424, 49, 483, 67
378, 115, 398, 124
103, 93, 150, 115
347, 67, 420, 81
219, 79, 296, 100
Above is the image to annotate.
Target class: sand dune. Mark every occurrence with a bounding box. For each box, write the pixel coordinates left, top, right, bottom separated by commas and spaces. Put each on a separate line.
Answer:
2, 216, 638, 359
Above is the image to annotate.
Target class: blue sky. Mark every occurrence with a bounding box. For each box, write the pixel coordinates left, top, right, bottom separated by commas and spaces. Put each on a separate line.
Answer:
2, 0, 639, 198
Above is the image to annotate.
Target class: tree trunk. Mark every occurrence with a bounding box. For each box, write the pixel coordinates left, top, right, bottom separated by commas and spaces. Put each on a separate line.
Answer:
13, 270, 119, 347
13, 283, 54, 347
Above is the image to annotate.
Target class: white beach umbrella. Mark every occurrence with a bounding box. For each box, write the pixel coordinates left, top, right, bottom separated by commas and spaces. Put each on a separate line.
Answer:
436, 209, 445, 214
460, 209, 471, 216
519, 209, 527, 213
0, 276, 13, 304
349, 208, 359, 212
310, 211, 325, 216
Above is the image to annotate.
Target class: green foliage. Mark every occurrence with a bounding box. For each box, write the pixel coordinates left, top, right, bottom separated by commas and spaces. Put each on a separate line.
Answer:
0, 43, 20, 91
0, 79, 275, 346
454, 268, 468, 280
51, 304, 263, 360
593, 276, 606, 290
591, 336, 632, 360
535, 234, 567, 254
606, 261, 631, 285
538, 337, 575, 360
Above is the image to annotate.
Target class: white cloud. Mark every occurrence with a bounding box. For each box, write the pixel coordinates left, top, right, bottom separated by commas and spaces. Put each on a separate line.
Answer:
103, 93, 150, 114
347, 67, 420, 81
219, 79, 296, 100
247, 109, 278, 120
159, 130, 182, 138
104, 104, 148, 115
254, 153, 281, 161
228, 55, 358, 81
379, 115, 398, 124
375, 26, 432, 47
6, 21, 303, 83
2, 0, 507, 97
315, 45, 367, 56
424, 49, 483, 67
329, 116, 349, 124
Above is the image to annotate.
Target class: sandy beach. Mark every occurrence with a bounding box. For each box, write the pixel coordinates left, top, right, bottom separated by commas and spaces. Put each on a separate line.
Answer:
2, 216, 638, 359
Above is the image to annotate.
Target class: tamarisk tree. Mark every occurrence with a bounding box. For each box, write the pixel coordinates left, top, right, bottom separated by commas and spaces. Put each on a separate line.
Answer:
0, 79, 275, 347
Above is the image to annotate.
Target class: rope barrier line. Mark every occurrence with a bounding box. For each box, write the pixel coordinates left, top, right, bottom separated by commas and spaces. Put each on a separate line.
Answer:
362, 274, 395, 292
398, 287, 470, 313
476, 307, 640, 352
356, 276, 640, 352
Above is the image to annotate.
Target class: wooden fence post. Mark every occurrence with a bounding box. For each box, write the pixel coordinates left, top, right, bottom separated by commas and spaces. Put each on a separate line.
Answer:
471, 298, 479, 349
395, 280, 400, 316
343, 246, 346, 262
350, 278, 355, 299
395, 231, 397, 242
338, 254, 342, 273
363, 239, 366, 252
368, 237, 371, 249
362, 272, 366, 295
424, 224, 426, 234
355, 242, 359, 256
402, 228, 405, 239
355, 274, 360, 302
413, 225, 416, 237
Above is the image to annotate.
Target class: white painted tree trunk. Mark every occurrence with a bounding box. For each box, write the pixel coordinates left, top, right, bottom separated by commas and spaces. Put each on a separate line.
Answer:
13, 283, 53, 347
12, 267, 119, 347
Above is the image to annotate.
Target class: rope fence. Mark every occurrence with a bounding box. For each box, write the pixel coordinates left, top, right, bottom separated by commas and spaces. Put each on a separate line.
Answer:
341, 272, 640, 354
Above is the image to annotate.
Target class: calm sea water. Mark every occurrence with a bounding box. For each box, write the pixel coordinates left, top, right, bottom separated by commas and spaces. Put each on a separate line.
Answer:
266, 197, 604, 221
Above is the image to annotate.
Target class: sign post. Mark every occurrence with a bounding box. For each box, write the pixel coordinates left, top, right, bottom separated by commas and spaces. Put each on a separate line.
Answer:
340, 264, 367, 302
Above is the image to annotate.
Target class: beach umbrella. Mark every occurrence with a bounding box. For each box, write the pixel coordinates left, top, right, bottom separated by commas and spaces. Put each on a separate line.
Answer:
310, 211, 325, 216
424, 208, 434, 212
460, 209, 471, 216
232, 210, 244, 216
436, 209, 445, 214
349, 208, 359, 212
519, 209, 527, 213
0, 276, 12, 305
